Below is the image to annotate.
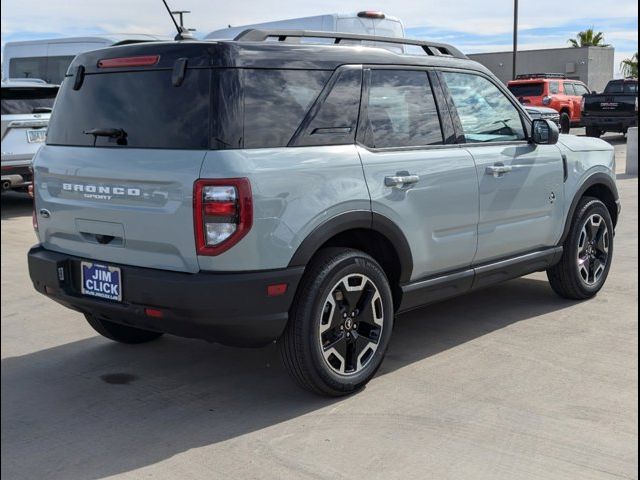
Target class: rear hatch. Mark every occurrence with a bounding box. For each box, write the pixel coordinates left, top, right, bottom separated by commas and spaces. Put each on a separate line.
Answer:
1, 84, 58, 164
507, 82, 544, 105
34, 44, 213, 273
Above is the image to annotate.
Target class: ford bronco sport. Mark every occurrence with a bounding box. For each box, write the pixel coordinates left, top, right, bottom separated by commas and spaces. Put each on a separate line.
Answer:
28, 30, 620, 396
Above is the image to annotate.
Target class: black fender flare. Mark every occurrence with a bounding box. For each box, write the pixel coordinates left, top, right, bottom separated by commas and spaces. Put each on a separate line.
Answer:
560, 173, 619, 244
288, 211, 413, 283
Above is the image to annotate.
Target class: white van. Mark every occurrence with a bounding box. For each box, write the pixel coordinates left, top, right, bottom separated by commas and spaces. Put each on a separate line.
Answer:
2, 34, 170, 84
206, 11, 405, 40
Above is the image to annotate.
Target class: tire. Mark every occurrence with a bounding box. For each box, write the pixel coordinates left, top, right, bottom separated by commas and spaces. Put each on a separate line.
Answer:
84, 314, 164, 344
547, 197, 614, 300
559, 112, 571, 134
585, 126, 602, 138
280, 248, 394, 396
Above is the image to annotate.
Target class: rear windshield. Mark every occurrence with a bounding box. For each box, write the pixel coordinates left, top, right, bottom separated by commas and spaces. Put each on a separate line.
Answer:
47, 68, 331, 150
1, 87, 58, 115
47, 70, 210, 149
508, 83, 544, 98
604, 81, 638, 94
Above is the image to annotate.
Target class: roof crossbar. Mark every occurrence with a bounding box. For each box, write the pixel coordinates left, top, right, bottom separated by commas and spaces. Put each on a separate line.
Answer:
232, 29, 467, 59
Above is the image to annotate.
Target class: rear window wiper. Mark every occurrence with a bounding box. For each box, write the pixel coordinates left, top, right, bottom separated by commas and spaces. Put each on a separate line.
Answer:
83, 128, 128, 146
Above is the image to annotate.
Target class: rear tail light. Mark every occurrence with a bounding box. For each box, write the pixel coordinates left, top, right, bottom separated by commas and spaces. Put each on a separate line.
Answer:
97, 55, 160, 68
542, 96, 552, 106
194, 178, 252, 255
358, 11, 386, 19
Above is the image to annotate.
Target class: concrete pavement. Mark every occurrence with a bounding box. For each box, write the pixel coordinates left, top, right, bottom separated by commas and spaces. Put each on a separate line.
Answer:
1, 134, 637, 480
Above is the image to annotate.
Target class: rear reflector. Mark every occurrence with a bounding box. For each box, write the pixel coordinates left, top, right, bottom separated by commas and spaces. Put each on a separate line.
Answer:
144, 308, 164, 318
98, 55, 160, 68
267, 283, 288, 297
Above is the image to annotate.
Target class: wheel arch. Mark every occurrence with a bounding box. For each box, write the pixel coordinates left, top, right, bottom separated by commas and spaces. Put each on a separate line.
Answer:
288, 211, 413, 309
560, 173, 619, 244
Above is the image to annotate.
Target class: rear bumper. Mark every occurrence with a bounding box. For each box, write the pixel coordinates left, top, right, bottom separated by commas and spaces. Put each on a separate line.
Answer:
581, 115, 638, 130
28, 245, 304, 347
1, 164, 32, 189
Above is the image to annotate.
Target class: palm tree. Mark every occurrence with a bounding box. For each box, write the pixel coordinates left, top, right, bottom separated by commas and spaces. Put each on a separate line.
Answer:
620, 52, 638, 78
568, 28, 610, 47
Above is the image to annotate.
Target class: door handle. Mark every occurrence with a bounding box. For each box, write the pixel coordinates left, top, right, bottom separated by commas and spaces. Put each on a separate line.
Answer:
384, 174, 420, 188
485, 165, 513, 177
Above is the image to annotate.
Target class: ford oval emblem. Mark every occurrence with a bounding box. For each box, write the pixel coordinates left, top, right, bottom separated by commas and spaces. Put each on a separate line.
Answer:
39, 208, 51, 218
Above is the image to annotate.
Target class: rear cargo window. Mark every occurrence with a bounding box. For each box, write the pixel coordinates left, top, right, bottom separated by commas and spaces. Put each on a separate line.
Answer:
243, 69, 330, 148
46, 69, 210, 149
507, 83, 544, 97
1, 87, 58, 115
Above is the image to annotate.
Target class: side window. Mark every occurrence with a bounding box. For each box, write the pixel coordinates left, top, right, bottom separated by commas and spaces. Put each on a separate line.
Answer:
243, 69, 330, 148
549, 81, 560, 94
441, 71, 525, 143
364, 69, 443, 149
295, 68, 362, 147
573, 83, 589, 96
563, 83, 576, 96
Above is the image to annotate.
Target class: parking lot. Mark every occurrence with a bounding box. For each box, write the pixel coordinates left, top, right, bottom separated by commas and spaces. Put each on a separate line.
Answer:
1, 132, 637, 479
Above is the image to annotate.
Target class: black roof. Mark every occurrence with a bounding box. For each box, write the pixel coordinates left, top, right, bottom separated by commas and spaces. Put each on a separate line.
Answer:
68, 35, 486, 77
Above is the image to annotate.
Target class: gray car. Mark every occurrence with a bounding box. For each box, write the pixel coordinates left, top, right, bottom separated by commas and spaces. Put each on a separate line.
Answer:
524, 105, 561, 126
27, 30, 620, 396
1, 79, 58, 191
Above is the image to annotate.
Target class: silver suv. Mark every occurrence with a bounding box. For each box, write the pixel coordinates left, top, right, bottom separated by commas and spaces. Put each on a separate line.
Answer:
28, 31, 620, 396
1, 79, 58, 191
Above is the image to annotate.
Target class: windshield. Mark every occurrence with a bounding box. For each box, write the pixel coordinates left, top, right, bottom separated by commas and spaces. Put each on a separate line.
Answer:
1, 87, 58, 115
508, 83, 544, 97
604, 81, 638, 94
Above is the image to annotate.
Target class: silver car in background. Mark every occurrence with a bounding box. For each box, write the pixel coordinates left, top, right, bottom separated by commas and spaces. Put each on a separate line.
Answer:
1, 79, 58, 192
524, 105, 561, 127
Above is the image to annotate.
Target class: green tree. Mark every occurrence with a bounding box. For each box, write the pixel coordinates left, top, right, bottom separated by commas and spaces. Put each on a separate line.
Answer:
620, 52, 638, 78
568, 27, 610, 47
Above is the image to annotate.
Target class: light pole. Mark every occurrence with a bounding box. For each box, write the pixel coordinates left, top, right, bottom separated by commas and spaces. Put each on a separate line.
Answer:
512, 0, 519, 80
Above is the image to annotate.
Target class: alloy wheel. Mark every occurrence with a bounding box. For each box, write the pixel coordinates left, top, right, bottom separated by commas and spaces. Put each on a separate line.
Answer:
576, 213, 610, 286
318, 274, 384, 376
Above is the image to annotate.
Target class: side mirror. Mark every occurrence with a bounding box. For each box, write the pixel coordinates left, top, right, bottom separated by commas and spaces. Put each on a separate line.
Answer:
592, 90, 598, 94
531, 119, 560, 145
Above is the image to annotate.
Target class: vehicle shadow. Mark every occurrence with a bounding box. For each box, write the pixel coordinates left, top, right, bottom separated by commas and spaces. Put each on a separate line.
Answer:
0, 191, 32, 220
1, 276, 578, 479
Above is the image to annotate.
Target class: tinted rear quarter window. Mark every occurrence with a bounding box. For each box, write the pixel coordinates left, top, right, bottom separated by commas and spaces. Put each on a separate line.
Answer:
46, 69, 210, 149
364, 69, 443, 148
294, 68, 362, 147
243, 69, 330, 148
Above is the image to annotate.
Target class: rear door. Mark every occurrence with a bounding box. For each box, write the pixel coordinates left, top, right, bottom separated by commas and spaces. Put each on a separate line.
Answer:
357, 68, 479, 281
440, 70, 565, 264
35, 64, 211, 273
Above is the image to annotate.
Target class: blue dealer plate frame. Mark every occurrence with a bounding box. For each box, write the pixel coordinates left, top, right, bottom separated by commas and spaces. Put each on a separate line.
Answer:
81, 261, 122, 302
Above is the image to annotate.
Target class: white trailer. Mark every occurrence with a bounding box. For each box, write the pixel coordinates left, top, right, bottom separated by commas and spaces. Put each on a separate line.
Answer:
206, 11, 405, 40
2, 34, 170, 84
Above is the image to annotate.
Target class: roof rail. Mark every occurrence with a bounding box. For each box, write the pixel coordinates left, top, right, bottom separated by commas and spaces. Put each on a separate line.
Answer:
515, 73, 567, 80
232, 29, 468, 59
